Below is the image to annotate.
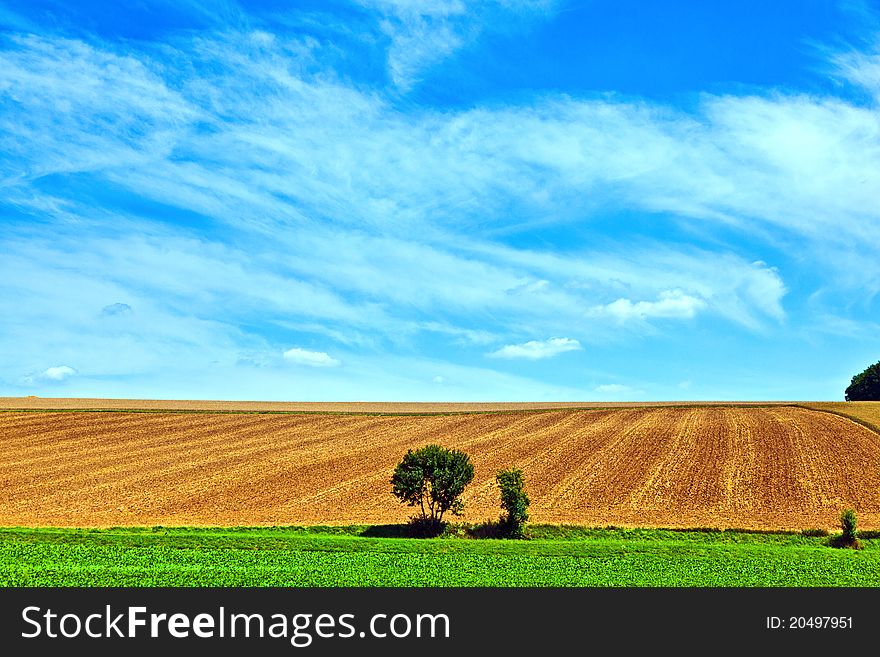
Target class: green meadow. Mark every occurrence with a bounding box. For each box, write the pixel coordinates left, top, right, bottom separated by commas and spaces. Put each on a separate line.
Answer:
2, 525, 879, 587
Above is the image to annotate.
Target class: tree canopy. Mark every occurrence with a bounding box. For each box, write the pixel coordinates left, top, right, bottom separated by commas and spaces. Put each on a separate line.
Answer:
845, 360, 880, 401
391, 444, 474, 532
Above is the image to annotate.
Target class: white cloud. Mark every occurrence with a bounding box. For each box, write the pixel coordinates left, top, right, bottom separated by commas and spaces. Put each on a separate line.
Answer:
42, 365, 77, 381
590, 290, 706, 322
282, 347, 340, 367
488, 337, 581, 360
432, 375, 446, 384
593, 383, 632, 394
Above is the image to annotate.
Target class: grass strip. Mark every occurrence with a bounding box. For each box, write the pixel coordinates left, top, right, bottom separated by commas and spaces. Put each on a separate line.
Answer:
2, 525, 877, 587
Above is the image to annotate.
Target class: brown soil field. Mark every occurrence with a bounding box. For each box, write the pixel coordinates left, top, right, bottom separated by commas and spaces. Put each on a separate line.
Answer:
0, 397, 793, 414
2, 405, 879, 530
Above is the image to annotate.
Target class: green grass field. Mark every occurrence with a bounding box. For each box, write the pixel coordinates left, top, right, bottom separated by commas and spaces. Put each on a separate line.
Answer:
3, 525, 879, 587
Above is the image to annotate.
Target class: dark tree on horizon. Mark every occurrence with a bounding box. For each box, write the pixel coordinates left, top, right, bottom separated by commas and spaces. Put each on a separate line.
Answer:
845, 360, 880, 401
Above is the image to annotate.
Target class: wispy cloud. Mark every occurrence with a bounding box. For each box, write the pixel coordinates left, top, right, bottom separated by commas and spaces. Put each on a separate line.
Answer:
282, 347, 340, 368
488, 337, 582, 360
5, 27, 875, 288
359, 0, 558, 90
1, 7, 878, 400
593, 383, 633, 394
0, 35, 196, 182
3, 25, 878, 269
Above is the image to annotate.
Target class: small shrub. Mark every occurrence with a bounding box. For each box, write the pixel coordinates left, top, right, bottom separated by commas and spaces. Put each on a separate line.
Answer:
832, 508, 862, 549
841, 509, 858, 542
496, 468, 530, 538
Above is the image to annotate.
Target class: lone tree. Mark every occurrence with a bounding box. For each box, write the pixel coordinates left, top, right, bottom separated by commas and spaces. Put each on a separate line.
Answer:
846, 360, 880, 401
496, 467, 530, 538
391, 444, 474, 535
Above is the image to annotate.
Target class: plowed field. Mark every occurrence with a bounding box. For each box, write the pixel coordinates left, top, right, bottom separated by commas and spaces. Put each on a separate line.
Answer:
2, 405, 880, 529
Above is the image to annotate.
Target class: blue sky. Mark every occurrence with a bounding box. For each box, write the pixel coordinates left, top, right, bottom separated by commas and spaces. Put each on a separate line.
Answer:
2, 0, 879, 401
